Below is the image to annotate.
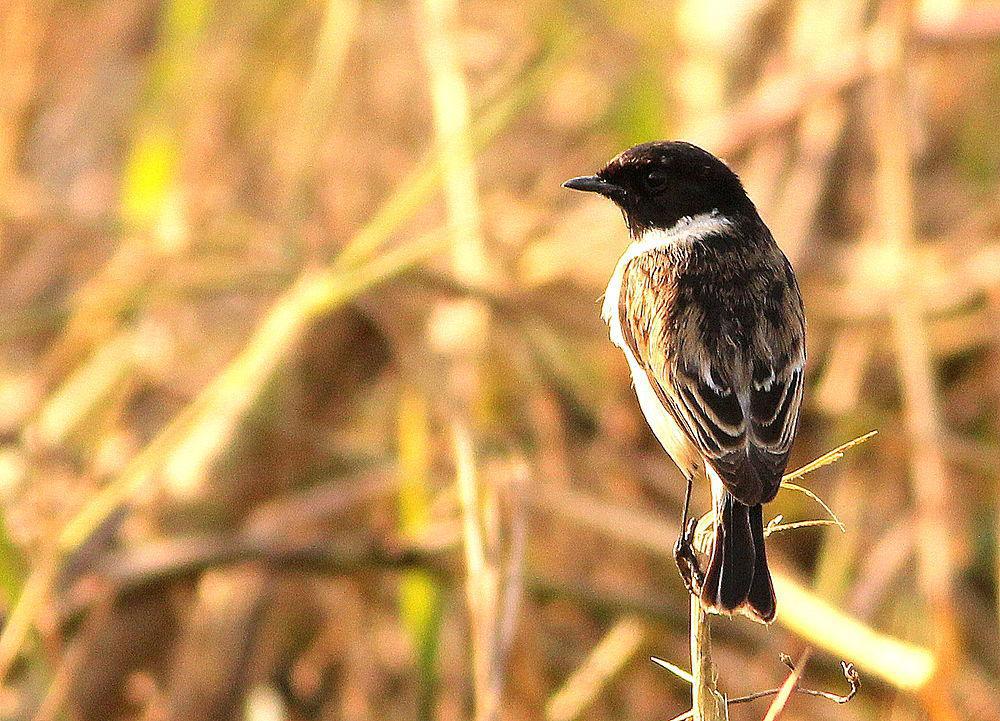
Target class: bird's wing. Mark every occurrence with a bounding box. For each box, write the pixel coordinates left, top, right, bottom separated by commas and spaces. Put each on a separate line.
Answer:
712, 355, 804, 504
618, 251, 804, 505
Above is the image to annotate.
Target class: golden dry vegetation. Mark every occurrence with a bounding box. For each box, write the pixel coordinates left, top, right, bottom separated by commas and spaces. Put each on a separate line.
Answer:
1, 0, 1000, 720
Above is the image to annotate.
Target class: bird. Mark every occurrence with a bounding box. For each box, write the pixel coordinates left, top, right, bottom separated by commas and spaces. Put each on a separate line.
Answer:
563, 141, 805, 623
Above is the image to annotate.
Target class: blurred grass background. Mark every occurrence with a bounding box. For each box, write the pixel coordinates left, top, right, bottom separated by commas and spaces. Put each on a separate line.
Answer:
1, 0, 1000, 719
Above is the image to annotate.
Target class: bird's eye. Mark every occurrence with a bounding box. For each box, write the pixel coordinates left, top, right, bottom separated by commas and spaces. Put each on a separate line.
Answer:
645, 170, 669, 192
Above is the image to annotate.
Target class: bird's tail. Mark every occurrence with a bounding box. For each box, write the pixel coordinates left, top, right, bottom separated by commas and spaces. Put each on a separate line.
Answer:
701, 491, 776, 624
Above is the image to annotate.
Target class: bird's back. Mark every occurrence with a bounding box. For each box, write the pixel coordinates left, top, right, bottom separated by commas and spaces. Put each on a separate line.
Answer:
616, 222, 805, 505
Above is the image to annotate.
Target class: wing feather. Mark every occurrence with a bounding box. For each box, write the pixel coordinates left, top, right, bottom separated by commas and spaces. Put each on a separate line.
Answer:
617, 248, 805, 506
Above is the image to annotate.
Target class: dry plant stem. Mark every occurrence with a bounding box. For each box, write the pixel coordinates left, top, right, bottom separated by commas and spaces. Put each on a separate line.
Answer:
65, 238, 447, 549
657, 651, 859, 719
282, 0, 358, 205
29, 592, 115, 721
687, 13, 1000, 159
532, 432, 936, 692
530, 478, 935, 688
727, 657, 859, 707
870, 1, 961, 708
664, 648, 861, 721
454, 424, 495, 721
35, 1, 208, 387
762, 649, 810, 721
50, 32, 565, 561
771, 562, 933, 689
414, 0, 488, 282
277, 0, 360, 265
0, 233, 447, 686
417, 5, 497, 709
495, 467, 526, 689
32, 331, 140, 447
690, 599, 727, 721
665, 430, 910, 721
415, 0, 508, 708
0, 2, 54, 190
772, 0, 863, 264
78, 532, 862, 721
454, 426, 525, 721
688, 507, 726, 721
335, 34, 567, 271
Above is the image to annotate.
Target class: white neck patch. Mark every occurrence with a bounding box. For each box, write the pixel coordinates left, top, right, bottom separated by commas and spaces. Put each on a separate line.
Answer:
632, 212, 731, 254
601, 212, 730, 334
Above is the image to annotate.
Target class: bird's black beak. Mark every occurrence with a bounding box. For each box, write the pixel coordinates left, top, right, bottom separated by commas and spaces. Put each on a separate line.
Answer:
562, 175, 625, 202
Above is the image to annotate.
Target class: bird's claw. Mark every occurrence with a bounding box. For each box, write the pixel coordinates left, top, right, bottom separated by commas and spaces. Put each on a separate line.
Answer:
673, 517, 704, 597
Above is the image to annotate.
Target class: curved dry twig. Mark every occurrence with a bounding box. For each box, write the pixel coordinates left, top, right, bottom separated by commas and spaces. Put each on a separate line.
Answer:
654, 653, 860, 721
727, 655, 860, 706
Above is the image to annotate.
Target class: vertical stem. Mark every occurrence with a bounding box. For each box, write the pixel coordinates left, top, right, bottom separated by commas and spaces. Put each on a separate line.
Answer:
280, 0, 359, 262
690, 599, 727, 721
870, 3, 960, 718
870, 0, 960, 691
397, 388, 443, 721
414, 0, 488, 283
454, 422, 500, 721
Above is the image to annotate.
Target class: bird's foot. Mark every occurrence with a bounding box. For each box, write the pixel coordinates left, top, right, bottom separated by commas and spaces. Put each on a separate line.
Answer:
673, 517, 704, 597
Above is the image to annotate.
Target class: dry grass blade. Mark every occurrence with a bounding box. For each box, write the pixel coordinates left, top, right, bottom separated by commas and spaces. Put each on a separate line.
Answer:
870, 5, 961, 709
335, 37, 568, 270
415, 0, 487, 282
780, 430, 877, 484
453, 422, 498, 721
651, 656, 694, 685
282, 0, 359, 194
0, 231, 449, 686
454, 421, 488, 611
546, 616, 647, 721
724, 655, 861, 708
532, 469, 934, 692
766, 518, 845, 536
762, 649, 811, 721
454, 426, 526, 721
777, 483, 847, 532
62, 229, 449, 550
8, 1, 1000, 718
31, 331, 139, 447
494, 463, 527, 690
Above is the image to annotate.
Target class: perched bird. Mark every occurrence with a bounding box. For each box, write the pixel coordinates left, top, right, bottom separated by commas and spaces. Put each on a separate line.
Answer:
563, 141, 805, 623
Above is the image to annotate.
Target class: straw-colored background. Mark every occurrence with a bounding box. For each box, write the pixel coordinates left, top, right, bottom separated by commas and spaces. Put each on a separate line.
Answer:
1, 0, 998, 719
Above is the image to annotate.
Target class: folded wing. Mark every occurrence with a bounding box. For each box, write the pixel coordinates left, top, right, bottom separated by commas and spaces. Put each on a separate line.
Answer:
618, 250, 805, 506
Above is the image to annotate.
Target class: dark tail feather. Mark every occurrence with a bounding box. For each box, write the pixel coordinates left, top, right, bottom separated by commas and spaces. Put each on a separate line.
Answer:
747, 504, 776, 622
701, 494, 776, 623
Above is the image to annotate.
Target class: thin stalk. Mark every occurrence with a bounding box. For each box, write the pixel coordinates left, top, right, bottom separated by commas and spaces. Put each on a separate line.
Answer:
869, 5, 960, 716
689, 599, 727, 721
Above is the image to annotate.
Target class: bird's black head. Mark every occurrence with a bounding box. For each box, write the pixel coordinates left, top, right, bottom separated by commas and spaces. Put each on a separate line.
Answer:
563, 141, 756, 235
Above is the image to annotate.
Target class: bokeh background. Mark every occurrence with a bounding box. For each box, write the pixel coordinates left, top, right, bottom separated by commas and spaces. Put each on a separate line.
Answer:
1, 0, 999, 719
